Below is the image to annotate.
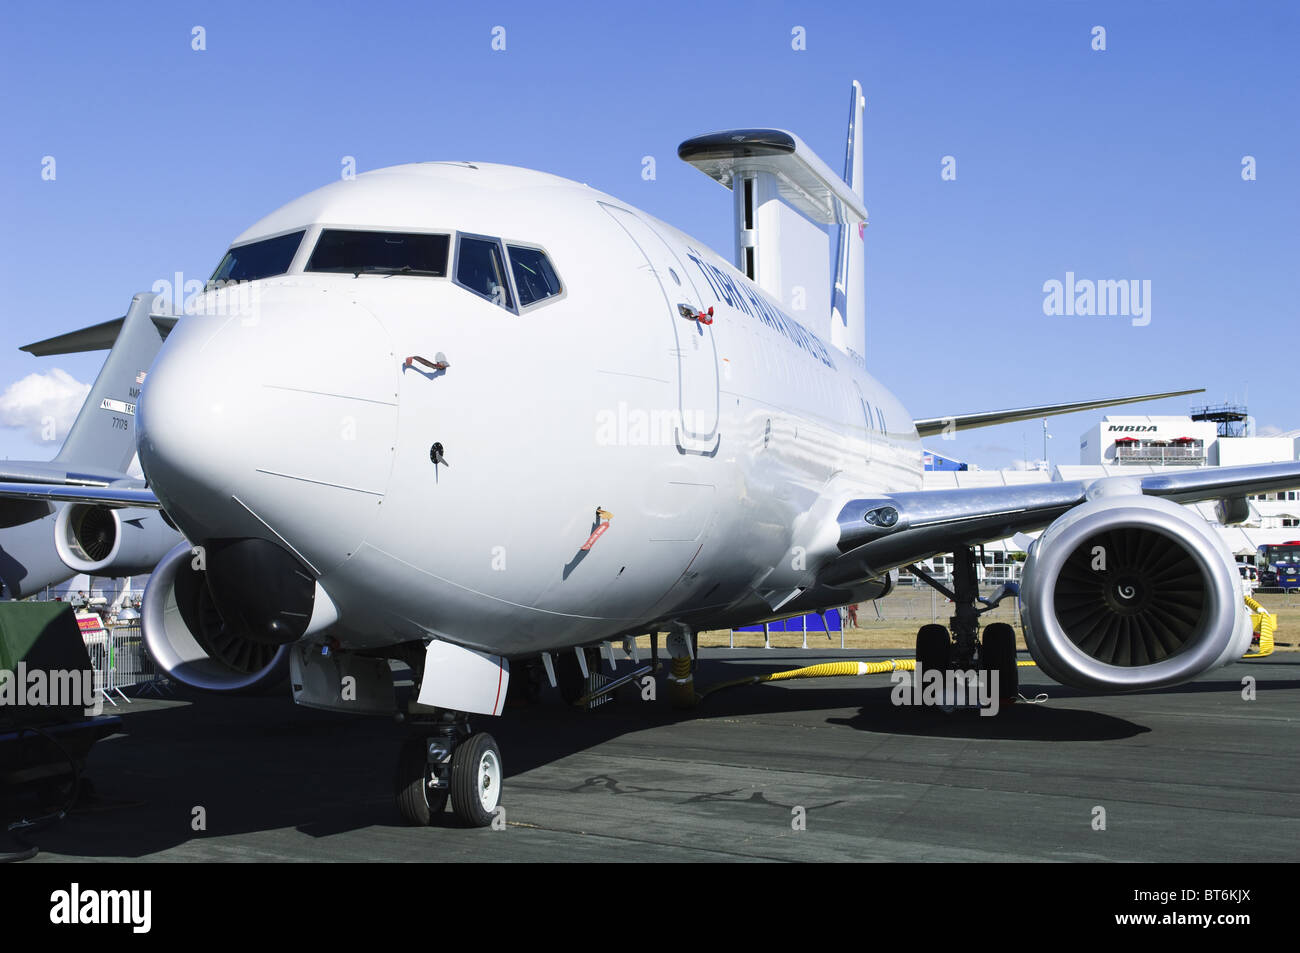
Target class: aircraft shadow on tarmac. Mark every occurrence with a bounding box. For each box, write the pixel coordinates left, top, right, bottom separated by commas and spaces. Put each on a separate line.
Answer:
5, 655, 1295, 857
687, 681, 1150, 742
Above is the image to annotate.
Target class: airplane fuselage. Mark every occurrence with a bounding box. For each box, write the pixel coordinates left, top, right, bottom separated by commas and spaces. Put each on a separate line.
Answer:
137, 163, 922, 655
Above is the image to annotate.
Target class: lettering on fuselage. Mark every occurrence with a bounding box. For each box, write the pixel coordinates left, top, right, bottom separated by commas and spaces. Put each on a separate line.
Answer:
685, 248, 835, 369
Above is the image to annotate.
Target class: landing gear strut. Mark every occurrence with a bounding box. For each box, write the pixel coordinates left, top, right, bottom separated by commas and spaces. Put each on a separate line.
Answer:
395, 712, 503, 827
665, 626, 697, 710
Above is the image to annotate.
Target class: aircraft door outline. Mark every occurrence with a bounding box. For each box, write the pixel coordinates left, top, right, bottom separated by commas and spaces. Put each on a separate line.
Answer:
600, 203, 720, 455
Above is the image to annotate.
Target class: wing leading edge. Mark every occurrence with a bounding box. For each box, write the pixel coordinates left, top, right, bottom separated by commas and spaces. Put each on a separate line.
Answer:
913, 388, 1205, 437
0, 481, 161, 509
823, 461, 1300, 585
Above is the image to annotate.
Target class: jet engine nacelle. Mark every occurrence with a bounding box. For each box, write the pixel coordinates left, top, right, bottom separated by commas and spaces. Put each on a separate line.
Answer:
1021, 493, 1252, 692
54, 503, 180, 576
140, 541, 291, 692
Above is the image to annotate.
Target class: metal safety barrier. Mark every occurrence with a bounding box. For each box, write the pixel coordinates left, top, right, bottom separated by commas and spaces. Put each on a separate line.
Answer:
724, 586, 1024, 649
80, 620, 170, 705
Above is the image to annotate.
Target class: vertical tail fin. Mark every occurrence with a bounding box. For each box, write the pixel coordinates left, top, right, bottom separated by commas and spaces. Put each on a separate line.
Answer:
831, 81, 867, 366
25, 292, 172, 474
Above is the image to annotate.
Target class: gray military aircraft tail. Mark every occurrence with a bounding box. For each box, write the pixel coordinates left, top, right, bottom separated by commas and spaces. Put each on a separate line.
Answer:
0, 292, 181, 598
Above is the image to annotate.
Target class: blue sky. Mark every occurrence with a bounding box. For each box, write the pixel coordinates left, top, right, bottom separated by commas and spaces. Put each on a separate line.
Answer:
1, 1, 1296, 468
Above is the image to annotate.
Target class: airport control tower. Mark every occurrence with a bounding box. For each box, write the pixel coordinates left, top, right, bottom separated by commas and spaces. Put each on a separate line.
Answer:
1192, 402, 1251, 438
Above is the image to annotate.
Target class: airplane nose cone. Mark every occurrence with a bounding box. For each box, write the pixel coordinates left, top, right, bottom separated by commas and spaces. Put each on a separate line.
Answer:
138, 284, 400, 573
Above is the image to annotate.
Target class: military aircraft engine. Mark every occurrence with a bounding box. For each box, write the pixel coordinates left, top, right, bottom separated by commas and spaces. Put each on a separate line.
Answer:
55, 503, 179, 576
1020, 493, 1252, 692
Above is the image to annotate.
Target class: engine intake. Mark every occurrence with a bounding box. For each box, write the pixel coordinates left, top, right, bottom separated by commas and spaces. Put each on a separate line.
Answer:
1053, 527, 1204, 666
1021, 493, 1251, 691
55, 503, 179, 576
141, 541, 291, 692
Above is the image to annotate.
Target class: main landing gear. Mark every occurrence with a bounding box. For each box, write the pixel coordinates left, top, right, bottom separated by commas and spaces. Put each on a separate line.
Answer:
907, 545, 1019, 709
396, 712, 502, 828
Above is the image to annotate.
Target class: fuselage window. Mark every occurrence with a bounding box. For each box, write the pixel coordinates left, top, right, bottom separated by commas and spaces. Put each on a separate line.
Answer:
456, 236, 514, 309
306, 230, 449, 276
507, 245, 562, 307
208, 230, 305, 286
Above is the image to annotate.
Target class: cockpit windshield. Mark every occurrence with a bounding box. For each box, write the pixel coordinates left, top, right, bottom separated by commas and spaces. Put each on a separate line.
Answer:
306, 230, 450, 276
508, 245, 562, 306
209, 230, 305, 286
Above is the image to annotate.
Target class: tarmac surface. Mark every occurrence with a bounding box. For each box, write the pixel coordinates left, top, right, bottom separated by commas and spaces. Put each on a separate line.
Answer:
12, 649, 1300, 862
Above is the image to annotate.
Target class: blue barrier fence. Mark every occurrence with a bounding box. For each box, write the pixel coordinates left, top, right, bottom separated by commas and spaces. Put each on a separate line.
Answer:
735, 609, 843, 633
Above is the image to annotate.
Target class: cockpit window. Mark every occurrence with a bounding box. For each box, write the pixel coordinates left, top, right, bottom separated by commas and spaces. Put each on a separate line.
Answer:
306, 229, 450, 276
209, 230, 305, 285
455, 235, 513, 309
507, 246, 562, 307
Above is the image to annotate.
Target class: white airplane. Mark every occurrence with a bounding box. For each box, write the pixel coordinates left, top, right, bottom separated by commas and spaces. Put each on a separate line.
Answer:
3, 83, 1297, 827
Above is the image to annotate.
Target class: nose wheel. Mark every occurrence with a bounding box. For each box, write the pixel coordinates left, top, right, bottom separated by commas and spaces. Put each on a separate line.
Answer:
396, 735, 450, 825
395, 722, 503, 828
450, 732, 503, 827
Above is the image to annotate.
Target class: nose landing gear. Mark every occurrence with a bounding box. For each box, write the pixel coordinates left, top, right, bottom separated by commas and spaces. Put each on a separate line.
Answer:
395, 714, 503, 828
451, 732, 502, 828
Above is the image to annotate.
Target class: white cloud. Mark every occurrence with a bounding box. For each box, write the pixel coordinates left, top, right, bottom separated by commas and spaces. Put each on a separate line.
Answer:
0, 368, 91, 444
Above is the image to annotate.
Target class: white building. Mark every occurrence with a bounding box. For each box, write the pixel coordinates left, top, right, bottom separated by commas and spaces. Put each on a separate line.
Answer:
1079, 415, 1217, 466
1080, 413, 1298, 468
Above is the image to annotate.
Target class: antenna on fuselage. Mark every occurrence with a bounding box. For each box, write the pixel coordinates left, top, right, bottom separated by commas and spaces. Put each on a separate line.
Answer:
676, 81, 870, 366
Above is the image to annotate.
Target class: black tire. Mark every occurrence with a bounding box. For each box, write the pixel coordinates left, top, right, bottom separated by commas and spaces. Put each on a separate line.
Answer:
395, 735, 448, 826
915, 623, 950, 676
450, 732, 503, 828
980, 622, 1019, 705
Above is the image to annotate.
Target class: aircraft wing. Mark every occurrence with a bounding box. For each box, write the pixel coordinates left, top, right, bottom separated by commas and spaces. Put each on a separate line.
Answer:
913, 388, 1204, 436
823, 461, 1300, 583
0, 481, 161, 508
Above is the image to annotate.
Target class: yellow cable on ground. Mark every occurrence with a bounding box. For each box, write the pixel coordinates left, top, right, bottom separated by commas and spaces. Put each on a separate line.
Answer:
699, 656, 1038, 699
764, 659, 913, 681
1243, 593, 1276, 659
